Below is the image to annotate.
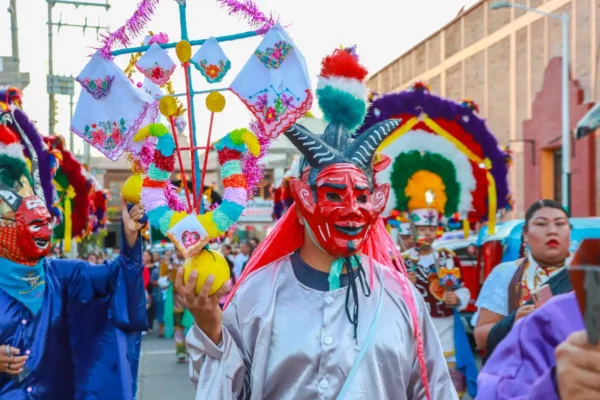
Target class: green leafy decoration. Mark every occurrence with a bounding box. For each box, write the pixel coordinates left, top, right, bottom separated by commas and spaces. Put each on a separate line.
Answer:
390, 150, 461, 216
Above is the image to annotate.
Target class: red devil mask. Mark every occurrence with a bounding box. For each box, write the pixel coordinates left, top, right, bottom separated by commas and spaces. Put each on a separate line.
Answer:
291, 164, 389, 257
0, 182, 52, 265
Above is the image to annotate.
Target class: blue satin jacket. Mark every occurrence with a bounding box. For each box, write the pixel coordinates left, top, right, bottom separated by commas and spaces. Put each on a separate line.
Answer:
0, 232, 147, 400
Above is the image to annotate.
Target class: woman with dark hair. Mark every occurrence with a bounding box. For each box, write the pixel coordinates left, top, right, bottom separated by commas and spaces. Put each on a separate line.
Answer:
473, 200, 573, 361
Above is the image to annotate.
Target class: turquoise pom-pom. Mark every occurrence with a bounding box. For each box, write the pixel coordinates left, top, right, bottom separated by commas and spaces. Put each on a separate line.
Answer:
157, 135, 175, 157
148, 206, 171, 229
221, 160, 242, 179
316, 86, 367, 132
148, 164, 171, 181
212, 208, 234, 232
158, 210, 175, 235
220, 200, 245, 220
214, 135, 246, 153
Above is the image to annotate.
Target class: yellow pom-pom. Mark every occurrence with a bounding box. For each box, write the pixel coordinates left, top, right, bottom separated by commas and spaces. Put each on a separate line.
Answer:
133, 125, 150, 142
183, 249, 231, 296
241, 130, 261, 156
159, 96, 178, 117
175, 40, 192, 63
197, 212, 223, 238
122, 174, 143, 204
168, 211, 188, 229
206, 92, 226, 113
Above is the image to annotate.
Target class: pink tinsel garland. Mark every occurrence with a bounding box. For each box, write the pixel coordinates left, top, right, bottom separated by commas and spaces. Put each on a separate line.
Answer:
216, 0, 277, 34
99, 0, 161, 59
165, 181, 187, 212
243, 120, 271, 198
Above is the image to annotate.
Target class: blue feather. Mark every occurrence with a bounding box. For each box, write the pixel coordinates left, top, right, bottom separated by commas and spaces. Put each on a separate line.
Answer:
316, 86, 366, 132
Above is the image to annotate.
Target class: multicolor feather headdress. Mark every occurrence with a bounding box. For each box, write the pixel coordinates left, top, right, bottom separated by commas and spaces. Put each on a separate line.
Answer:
360, 87, 511, 234
0, 87, 66, 223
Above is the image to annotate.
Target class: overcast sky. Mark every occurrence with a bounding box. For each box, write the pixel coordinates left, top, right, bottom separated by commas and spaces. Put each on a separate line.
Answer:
0, 0, 479, 156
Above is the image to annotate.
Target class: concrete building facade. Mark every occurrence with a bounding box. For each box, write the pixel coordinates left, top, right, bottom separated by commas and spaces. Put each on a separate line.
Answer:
367, 0, 600, 217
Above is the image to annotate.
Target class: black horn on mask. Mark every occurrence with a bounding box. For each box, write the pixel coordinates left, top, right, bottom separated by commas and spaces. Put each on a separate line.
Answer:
283, 124, 343, 168
345, 119, 401, 170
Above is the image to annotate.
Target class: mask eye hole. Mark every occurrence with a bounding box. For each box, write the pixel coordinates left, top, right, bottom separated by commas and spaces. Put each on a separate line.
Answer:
326, 192, 342, 203
29, 225, 41, 233
357, 194, 367, 204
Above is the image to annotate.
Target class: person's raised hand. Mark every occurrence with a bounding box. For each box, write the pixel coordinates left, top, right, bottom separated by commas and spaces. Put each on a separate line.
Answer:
443, 291, 459, 306
0, 345, 28, 375
556, 330, 600, 400
175, 267, 231, 344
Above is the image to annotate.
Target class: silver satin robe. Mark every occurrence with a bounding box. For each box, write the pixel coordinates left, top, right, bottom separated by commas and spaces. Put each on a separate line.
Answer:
186, 254, 458, 399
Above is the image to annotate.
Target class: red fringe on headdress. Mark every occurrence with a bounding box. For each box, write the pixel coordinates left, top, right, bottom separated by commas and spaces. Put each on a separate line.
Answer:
0, 125, 19, 145
319, 48, 368, 81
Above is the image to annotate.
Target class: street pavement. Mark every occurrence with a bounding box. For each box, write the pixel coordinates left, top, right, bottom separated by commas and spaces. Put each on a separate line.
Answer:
137, 333, 195, 400
137, 331, 478, 400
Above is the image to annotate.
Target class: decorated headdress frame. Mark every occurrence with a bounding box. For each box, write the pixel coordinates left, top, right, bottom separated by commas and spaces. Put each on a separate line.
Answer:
360, 83, 511, 234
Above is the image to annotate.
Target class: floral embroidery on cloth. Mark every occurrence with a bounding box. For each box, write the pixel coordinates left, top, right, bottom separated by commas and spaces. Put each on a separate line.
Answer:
78, 76, 115, 99
71, 52, 160, 161
250, 87, 299, 125
230, 23, 312, 138
83, 120, 126, 152
254, 40, 292, 69
191, 37, 231, 83
136, 43, 176, 86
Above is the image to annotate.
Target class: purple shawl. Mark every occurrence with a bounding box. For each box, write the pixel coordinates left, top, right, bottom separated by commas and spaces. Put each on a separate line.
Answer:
477, 292, 583, 399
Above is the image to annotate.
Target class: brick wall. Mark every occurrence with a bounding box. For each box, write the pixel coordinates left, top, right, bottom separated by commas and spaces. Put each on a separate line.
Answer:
368, 0, 599, 216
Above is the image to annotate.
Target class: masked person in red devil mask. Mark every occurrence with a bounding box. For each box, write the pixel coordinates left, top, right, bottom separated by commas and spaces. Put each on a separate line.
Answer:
178, 47, 457, 400
0, 103, 147, 399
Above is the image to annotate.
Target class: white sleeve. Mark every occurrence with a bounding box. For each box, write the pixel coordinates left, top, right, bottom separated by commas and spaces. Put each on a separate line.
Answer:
455, 286, 471, 312
186, 300, 248, 399
473, 262, 519, 320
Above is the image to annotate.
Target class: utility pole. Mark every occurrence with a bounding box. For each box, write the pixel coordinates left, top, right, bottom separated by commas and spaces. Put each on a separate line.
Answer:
48, 1, 55, 135
9, 0, 20, 89
4, 0, 29, 90
46, 0, 110, 137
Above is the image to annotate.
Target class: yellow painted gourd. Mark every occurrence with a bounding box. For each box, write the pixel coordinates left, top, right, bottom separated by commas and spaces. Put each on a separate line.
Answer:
183, 249, 231, 296
122, 174, 143, 204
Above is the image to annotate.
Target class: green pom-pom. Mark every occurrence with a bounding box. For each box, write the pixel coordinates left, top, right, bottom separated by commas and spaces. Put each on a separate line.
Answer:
316, 86, 367, 132
149, 123, 169, 137
229, 129, 245, 145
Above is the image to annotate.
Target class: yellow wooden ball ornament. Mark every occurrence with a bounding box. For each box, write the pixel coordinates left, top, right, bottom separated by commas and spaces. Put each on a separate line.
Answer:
159, 95, 178, 117
122, 174, 143, 204
175, 40, 192, 63
206, 92, 226, 113
183, 249, 231, 296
